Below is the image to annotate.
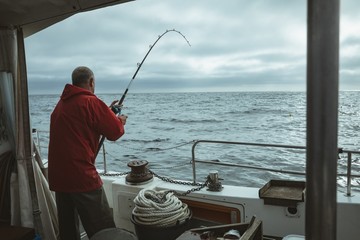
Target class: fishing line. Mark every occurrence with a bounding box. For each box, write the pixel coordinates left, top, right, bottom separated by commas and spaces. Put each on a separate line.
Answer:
96, 29, 191, 157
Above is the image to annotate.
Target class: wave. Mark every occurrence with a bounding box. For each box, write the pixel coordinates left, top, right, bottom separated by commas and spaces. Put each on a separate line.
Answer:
123, 138, 171, 143
29, 91, 360, 192
153, 117, 222, 124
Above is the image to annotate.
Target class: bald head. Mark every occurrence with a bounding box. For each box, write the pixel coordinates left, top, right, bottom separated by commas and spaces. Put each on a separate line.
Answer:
72, 66, 95, 93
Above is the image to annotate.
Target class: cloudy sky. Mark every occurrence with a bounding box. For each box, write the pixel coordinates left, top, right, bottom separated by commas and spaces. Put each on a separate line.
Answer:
25, 0, 360, 94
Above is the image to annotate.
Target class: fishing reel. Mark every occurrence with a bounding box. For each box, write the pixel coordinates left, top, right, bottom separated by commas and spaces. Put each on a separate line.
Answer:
111, 105, 122, 116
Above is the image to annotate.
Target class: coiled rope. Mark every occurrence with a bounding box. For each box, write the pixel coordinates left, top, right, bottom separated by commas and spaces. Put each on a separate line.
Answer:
132, 189, 191, 227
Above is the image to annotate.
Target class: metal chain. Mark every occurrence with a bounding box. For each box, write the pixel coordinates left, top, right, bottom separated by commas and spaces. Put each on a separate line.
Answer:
149, 170, 209, 198
149, 170, 203, 186
146, 181, 210, 204
101, 171, 130, 177
100, 169, 211, 197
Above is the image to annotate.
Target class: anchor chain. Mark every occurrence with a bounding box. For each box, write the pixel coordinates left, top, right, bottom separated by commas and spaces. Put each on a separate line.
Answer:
101, 171, 130, 177
100, 169, 211, 198
149, 170, 210, 198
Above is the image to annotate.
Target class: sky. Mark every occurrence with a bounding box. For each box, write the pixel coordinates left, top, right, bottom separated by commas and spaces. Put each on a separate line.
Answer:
25, 0, 360, 94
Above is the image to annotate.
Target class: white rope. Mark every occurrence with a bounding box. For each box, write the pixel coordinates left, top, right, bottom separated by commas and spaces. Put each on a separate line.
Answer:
132, 189, 191, 227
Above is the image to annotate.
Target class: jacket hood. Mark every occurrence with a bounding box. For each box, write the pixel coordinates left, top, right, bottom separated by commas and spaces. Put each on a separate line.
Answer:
60, 84, 94, 100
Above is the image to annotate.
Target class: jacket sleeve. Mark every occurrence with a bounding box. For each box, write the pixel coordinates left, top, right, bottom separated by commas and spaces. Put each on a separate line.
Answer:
90, 98, 125, 141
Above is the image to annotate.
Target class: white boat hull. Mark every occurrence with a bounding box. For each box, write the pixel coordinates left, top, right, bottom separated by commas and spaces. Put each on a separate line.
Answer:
101, 175, 360, 240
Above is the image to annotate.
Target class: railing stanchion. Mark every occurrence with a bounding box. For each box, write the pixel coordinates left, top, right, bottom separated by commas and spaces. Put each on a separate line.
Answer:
347, 152, 352, 196
103, 144, 107, 174
191, 140, 199, 184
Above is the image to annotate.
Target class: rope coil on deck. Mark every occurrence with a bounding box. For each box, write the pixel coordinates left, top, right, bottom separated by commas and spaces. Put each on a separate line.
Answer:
132, 189, 191, 227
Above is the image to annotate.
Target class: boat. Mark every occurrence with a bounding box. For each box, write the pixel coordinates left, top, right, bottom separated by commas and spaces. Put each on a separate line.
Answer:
1, 0, 360, 239
93, 139, 360, 240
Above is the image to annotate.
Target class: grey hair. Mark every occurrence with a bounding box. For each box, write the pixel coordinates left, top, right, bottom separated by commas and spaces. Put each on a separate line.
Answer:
72, 66, 94, 86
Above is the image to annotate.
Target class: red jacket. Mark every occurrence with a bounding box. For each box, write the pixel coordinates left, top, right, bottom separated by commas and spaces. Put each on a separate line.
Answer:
48, 84, 124, 192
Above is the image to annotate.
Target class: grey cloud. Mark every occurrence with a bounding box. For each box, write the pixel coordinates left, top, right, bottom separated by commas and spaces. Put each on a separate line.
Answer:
25, 0, 360, 94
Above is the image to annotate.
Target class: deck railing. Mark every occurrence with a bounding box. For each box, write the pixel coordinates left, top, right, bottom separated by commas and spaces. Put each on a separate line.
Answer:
32, 129, 360, 196
191, 140, 360, 197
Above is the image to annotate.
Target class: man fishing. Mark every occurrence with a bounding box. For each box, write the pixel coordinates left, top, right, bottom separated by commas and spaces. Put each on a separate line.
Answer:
48, 66, 127, 240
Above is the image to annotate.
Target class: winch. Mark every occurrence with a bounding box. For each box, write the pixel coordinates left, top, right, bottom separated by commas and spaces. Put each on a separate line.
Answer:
125, 160, 153, 185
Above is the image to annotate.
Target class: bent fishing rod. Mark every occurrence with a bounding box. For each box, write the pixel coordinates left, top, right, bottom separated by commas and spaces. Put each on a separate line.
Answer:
95, 29, 191, 158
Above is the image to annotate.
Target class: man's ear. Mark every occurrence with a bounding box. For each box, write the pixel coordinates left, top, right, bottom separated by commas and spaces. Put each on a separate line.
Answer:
89, 78, 94, 88
89, 78, 96, 93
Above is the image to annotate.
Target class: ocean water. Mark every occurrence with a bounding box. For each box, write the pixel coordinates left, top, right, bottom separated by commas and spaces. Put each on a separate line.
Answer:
29, 91, 360, 192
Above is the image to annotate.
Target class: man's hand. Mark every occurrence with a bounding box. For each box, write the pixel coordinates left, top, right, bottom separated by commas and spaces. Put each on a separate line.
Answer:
118, 114, 127, 125
109, 100, 122, 115
109, 100, 120, 107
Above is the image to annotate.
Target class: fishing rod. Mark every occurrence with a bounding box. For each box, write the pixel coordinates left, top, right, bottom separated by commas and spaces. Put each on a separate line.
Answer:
95, 29, 191, 158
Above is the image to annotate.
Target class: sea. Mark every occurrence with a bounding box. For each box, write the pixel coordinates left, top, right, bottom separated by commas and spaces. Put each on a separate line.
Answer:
29, 91, 360, 193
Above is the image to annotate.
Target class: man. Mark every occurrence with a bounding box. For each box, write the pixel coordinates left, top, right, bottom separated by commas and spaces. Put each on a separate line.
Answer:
48, 66, 127, 240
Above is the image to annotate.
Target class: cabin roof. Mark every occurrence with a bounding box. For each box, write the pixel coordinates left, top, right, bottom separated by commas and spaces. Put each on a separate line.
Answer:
0, 0, 132, 37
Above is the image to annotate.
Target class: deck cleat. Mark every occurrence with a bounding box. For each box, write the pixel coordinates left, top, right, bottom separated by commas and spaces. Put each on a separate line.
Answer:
207, 170, 223, 192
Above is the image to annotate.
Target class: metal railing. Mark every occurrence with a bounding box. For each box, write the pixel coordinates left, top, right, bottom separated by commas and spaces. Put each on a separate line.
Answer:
191, 140, 360, 197
32, 129, 360, 196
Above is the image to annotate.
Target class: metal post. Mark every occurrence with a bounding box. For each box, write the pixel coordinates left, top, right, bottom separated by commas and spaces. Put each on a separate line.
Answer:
191, 141, 199, 184
306, 0, 339, 239
346, 152, 352, 196
102, 144, 107, 174
36, 130, 42, 157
